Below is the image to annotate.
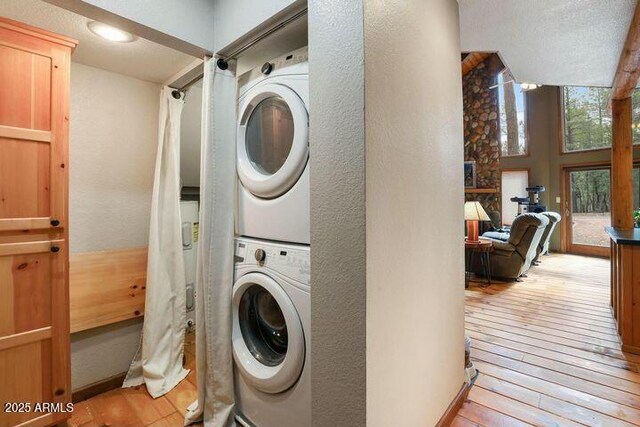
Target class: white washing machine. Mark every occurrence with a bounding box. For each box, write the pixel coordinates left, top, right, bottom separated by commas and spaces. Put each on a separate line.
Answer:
236, 47, 310, 245
232, 237, 310, 427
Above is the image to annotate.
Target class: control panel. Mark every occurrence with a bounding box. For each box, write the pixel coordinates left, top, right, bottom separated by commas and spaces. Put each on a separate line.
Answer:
237, 46, 308, 94
234, 238, 310, 284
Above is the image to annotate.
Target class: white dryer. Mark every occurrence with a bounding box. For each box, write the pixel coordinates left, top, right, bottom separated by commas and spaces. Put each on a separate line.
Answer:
232, 237, 310, 427
236, 47, 309, 245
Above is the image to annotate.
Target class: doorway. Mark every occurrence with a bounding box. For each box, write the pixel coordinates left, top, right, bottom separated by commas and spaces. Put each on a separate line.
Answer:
563, 163, 640, 257
563, 165, 611, 257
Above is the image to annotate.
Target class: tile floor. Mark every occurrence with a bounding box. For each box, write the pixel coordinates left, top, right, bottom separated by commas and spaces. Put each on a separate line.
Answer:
66, 332, 200, 427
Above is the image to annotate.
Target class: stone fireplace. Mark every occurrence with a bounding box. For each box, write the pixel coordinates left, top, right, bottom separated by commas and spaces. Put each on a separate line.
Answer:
463, 54, 503, 228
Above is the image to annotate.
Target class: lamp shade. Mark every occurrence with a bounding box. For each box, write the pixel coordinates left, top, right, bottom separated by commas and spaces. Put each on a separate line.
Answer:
464, 201, 490, 221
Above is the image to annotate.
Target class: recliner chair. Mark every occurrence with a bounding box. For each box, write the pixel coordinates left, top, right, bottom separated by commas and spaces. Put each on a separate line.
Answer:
533, 211, 561, 262
472, 213, 549, 280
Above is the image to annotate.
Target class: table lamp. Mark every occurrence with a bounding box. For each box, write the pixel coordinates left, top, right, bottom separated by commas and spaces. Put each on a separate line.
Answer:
465, 201, 490, 242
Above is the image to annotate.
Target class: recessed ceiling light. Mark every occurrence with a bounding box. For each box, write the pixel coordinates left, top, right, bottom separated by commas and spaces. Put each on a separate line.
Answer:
87, 21, 135, 43
520, 83, 540, 91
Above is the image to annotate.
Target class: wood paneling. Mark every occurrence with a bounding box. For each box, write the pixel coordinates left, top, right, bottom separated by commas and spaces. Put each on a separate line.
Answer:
612, 0, 640, 100
0, 341, 51, 426
0, 138, 51, 219
458, 254, 640, 426
0, 125, 52, 142
0, 45, 51, 130
464, 188, 497, 194
611, 240, 640, 355
0, 17, 76, 427
461, 52, 492, 76
0, 247, 54, 337
611, 98, 634, 230
0, 17, 77, 50
70, 248, 148, 333
0, 327, 51, 352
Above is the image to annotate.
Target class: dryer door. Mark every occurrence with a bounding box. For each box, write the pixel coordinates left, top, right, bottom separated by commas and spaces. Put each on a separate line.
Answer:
237, 83, 308, 199
232, 272, 305, 394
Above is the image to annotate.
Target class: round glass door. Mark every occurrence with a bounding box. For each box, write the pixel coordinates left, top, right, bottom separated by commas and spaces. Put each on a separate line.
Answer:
238, 284, 288, 367
232, 272, 305, 394
237, 83, 308, 199
245, 97, 294, 176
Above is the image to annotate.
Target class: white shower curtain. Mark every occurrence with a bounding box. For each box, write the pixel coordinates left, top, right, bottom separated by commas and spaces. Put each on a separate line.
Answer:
185, 58, 237, 427
124, 87, 189, 398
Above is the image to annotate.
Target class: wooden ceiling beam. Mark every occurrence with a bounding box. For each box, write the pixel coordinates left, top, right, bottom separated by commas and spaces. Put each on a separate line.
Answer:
611, 0, 640, 100
461, 52, 492, 76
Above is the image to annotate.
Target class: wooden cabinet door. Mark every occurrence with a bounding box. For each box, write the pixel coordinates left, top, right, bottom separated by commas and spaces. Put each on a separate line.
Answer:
0, 18, 76, 427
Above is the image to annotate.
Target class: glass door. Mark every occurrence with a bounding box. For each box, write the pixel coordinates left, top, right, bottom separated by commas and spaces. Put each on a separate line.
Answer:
565, 167, 611, 257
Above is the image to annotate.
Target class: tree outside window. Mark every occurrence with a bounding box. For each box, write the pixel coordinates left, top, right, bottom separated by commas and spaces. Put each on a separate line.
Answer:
562, 87, 640, 152
497, 69, 528, 157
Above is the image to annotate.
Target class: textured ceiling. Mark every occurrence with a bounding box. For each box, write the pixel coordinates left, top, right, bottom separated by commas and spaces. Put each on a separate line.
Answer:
0, 0, 197, 83
459, 0, 637, 87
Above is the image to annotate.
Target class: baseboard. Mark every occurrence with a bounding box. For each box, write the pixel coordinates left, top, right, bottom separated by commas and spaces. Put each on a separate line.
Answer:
622, 344, 640, 355
435, 382, 471, 427
72, 372, 127, 403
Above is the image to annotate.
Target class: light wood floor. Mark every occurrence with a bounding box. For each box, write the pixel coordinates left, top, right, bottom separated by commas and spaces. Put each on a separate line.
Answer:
454, 253, 640, 426
66, 332, 198, 427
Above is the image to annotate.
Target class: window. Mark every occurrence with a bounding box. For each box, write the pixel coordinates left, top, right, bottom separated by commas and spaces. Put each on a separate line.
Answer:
497, 69, 528, 157
562, 87, 640, 152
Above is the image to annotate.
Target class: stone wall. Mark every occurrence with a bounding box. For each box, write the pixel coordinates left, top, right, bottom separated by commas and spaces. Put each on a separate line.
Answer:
463, 54, 502, 226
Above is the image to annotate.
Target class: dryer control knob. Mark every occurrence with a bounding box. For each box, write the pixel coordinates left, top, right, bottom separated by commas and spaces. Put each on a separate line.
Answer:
261, 62, 273, 75
255, 249, 266, 262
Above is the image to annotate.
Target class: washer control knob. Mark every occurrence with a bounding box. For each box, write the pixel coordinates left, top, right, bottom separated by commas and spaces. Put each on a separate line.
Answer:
261, 62, 273, 75
255, 249, 266, 262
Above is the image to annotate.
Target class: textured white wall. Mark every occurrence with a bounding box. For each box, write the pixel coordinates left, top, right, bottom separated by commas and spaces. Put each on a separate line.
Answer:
69, 62, 159, 254
69, 62, 158, 390
458, 0, 635, 87
45, 0, 215, 53
181, 83, 202, 188
309, 1, 367, 426
71, 318, 143, 390
310, 0, 465, 424
364, 1, 465, 424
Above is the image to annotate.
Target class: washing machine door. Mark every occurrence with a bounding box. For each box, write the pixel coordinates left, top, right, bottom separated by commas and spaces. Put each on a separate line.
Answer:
237, 83, 308, 199
232, 272, 305, 394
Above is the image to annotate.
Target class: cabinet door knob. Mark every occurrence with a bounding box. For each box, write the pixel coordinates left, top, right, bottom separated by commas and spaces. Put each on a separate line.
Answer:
51, 246, 60, 253
51, 219, 60, 226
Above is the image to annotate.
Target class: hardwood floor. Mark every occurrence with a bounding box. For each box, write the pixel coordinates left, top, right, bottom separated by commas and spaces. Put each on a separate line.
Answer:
454, 253, 640, 427
65, 331, 198, 427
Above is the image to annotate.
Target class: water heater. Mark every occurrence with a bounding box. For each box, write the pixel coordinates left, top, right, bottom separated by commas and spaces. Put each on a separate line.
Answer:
181, 201, 199, 330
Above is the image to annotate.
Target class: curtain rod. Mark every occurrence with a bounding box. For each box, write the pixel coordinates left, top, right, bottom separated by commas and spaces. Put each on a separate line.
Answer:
178, 74, 204, 92
171, 74, 204, 100
218, 8, 307, 62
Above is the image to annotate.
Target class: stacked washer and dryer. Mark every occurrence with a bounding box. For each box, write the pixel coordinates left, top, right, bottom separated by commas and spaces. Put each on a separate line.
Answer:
232, 47, 310, 427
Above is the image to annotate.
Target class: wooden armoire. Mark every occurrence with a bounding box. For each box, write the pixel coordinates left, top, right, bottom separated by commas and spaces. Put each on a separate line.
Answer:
0, 17, 77, 427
